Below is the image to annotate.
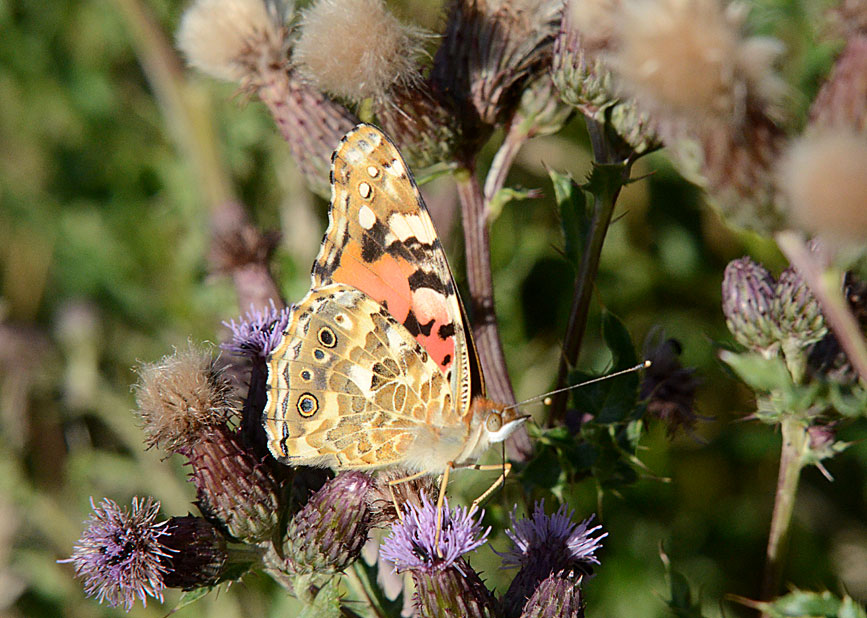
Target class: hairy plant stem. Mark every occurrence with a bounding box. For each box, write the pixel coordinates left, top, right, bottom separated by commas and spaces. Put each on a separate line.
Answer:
455, 167, 533, 461
776, 231, 867, 383
346, 563, 388, 618
547, 118, 627, 426
483, 125, 530, 204
760, 416, 807, 612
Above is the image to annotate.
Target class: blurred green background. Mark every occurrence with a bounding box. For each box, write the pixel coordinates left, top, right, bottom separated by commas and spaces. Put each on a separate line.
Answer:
1, 0, 865, 616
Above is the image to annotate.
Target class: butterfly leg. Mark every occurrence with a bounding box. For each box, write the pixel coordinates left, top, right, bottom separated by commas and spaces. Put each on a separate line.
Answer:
457, 462, 513, 510
433, 462, 455, 558
386, 470, 430, 522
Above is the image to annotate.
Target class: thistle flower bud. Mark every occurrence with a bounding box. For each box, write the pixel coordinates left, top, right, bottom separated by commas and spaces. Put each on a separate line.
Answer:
159, 516, 237, 590
552, 0, 657, 153
61, 498, 170, 611
380, 496, 497, 618
432, 0, 563, 145
367, 467, 440, 526
518, 570, 585, 618
721, 257, 780, 354
514, 76, 574, 139
188, 424, 282, 543
772, 267, 827, 347
283, 471, 375, 576
500, 502, 606, 618
640, 329, 701, 438
134, 345, 236, 453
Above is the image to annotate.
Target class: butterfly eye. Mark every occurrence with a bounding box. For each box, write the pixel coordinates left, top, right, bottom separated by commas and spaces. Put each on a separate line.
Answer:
297, 393, 319, 417
318, 326, 337, 348
485, 412, 503, 433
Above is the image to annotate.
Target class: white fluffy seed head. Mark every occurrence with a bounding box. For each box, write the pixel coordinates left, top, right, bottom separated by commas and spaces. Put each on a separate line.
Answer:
292, 0, 427, 103
177, 0, 290, 82
609, 0, 785, 123
777, 128, 867, 245
567, 0, 620, 50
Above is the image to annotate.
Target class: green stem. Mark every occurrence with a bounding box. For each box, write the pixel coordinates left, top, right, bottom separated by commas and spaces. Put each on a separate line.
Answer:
547, 119, 629, 426
346, 561, 391, 618
760, 416, 807, 611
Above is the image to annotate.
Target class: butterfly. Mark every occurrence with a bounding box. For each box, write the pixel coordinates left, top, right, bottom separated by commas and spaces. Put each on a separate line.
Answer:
262, 123, 528, 522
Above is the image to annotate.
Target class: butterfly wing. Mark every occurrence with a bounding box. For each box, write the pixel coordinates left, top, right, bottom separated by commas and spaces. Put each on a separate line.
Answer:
311, 124, 483, 414
263, 284, 464, 471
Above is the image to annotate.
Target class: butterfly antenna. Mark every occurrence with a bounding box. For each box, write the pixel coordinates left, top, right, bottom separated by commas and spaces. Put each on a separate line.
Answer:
504, 360, 651, 411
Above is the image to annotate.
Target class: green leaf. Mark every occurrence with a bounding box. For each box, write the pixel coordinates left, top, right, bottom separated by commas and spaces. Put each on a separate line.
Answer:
765, 589, 867, 618
521, 442, 566, 490
660, 554, 708, 618
719, 350, 794, 392
174, 586, 215, 611
583, 161, 630, 203
298, 577, 343, 618
550, 169, 589, 268
487, 185, 541, 220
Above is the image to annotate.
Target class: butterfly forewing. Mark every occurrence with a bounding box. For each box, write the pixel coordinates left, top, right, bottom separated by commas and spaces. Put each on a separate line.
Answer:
311, 124, 480, 414
263, 284, 465, 469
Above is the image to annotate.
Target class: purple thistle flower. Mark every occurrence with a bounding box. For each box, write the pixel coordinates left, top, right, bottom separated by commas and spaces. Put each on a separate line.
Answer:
221, 300, 290, 358
60, 497, 171, 611
380, 495, 490, 572
501, 502, 606, 571
501, 502, 607, 617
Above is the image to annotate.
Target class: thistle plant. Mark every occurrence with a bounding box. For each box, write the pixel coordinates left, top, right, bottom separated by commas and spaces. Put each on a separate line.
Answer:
39, 0, 867, 616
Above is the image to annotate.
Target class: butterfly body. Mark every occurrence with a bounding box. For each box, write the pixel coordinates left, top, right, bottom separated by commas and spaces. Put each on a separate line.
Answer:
263, 124, 525, 480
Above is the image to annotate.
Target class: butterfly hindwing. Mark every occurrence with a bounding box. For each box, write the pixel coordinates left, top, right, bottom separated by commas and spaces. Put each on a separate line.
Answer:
263, 284, 463, 469
311, 124, 480, 413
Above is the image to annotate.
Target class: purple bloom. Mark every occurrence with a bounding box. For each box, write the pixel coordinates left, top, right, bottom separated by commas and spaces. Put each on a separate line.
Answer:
501, 502, 606, 571
380, 495, 490, 572
60, 497, 171, 610
221, 300, 290, 358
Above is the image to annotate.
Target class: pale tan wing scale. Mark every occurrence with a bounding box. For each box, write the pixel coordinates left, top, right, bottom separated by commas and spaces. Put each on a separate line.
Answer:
263, 284, 467, 470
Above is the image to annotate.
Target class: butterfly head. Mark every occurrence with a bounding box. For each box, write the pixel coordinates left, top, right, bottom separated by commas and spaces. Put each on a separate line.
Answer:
478, 402, 531, 444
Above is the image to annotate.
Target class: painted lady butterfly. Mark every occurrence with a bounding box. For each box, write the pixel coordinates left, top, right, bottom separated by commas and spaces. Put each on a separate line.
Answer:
263, 124, 527, 507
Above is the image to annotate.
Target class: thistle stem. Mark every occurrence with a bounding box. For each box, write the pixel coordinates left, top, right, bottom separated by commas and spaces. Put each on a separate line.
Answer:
775, 231, 867, 383
455, 167, 533, 461
483, 124, 530, 205
346, 563, 389, 618
547, 118, 627, 426
760, 416, 807, 611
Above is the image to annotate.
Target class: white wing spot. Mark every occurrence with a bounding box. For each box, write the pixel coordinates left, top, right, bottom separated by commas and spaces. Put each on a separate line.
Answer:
358, 205, 376, 230
347, 364, 376, 391
384, 324, 406, 352
334, 313, 353, 329
388, 213, 434, 243
367, 165, 379, 178
358, 182, 372, 199
387, 158, 405, 177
